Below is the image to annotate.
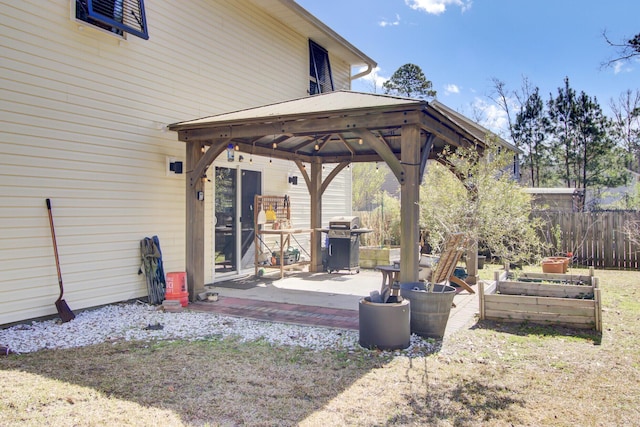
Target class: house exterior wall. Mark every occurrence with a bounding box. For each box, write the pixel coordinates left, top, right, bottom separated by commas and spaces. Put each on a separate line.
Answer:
0, 0, 354, 325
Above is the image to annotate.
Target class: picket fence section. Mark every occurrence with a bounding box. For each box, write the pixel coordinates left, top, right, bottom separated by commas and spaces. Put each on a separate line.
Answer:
533, 210, 640, 270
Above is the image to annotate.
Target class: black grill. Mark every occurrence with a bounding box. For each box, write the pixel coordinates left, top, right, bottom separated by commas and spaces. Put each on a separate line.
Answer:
322, 216, 370, 274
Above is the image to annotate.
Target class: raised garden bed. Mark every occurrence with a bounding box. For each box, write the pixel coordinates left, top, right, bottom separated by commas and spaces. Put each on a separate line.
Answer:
479, 268, 602, 331
359, 246, 400, 269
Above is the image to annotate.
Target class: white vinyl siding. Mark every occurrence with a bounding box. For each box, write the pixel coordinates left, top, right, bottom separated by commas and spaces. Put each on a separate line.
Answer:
0, 0, 354, 324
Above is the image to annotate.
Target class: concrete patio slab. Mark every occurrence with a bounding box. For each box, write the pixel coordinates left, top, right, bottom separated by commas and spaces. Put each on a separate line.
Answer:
190, 269, 481, 338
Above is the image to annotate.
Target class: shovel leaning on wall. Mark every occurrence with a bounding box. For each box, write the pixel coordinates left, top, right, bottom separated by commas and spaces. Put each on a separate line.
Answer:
46, 199, 75, 322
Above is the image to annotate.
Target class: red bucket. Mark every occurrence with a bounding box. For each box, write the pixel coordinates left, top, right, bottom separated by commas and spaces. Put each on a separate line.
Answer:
165, 272, 189, 307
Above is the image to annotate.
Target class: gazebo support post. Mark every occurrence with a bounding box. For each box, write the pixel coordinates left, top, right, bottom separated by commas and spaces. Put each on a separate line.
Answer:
309, 159, 323, 272
399, 125, 421, 283
185, 140, 206, 301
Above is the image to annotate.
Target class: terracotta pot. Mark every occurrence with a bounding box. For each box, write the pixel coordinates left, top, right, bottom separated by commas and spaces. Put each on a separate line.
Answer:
541, 259, 565, 274
546, 256, 570, 273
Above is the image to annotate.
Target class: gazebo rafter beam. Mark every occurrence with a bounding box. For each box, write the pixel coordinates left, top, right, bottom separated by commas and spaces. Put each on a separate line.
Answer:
352, 129, 404, 183
335, 133, 356, 156
176, 110, 424, 142
421, 109, 479, 149
291, 135, 316, 153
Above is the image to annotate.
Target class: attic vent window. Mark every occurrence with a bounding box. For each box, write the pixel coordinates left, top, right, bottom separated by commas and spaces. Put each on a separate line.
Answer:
309, 40, 334, 95
76, 0, 149, 40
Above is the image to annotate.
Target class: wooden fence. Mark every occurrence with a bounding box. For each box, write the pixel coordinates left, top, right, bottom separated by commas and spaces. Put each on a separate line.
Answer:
532, 210, 640, 269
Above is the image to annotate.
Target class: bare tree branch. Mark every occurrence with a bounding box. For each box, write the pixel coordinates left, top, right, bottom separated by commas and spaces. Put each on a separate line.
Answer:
601, 30, 640, 68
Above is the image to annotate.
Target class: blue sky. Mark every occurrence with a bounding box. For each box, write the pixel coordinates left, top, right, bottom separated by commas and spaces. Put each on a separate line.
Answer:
297, 0, 639, 136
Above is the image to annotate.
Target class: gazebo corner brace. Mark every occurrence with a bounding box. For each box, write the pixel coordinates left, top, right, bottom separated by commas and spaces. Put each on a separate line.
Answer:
351, 129, 405, 184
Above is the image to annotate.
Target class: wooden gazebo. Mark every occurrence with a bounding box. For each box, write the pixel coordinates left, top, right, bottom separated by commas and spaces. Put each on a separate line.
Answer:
168, 91, 495, 300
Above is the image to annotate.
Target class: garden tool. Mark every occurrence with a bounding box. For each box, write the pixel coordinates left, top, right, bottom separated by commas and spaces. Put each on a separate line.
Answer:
45, 199, 75, 323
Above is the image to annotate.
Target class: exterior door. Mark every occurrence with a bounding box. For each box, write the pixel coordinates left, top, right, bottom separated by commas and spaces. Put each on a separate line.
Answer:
214, 167, 261, 276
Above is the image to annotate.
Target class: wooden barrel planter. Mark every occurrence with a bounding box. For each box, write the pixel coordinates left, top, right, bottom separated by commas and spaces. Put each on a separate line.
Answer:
479, 269, 602, 331
399, 282, 456, 338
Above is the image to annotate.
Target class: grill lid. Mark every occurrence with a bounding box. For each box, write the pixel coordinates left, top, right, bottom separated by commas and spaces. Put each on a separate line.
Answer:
328, 216, 360, 230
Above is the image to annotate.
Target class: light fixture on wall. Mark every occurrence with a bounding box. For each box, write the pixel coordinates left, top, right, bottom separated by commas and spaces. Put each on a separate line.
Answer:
166, 157, 183, 176
226, 143, 234, 162
169, 160, 183, 174
288, 175, 298, 185
358, 138, 363, 145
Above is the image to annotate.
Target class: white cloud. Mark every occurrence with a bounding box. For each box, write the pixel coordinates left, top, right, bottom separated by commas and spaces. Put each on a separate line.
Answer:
444, 84, 460, 95
613, 60, 634, 75
353, 66, 389, 93
472, 98, 509, 136
405, 0, 472, 15
379, 14, 401, 27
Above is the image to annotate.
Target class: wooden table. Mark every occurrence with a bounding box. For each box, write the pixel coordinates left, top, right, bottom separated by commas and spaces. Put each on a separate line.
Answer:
255, 228, 312, 278
376, 264, 425, 296
376, 264, 401, 294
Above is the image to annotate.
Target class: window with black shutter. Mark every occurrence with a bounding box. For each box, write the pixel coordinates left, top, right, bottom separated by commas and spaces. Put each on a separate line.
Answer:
309, 40, 334, 95
76, 0, 149, 40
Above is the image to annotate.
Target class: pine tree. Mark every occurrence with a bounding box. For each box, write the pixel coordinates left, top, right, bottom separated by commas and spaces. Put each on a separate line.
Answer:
547, 77, 578, 187
513, 87, 548, 186
382, 63, 437, 99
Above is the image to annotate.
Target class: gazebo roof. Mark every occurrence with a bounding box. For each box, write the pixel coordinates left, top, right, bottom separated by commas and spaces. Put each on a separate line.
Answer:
168, 90, 502, 297
168, 91, 514, 165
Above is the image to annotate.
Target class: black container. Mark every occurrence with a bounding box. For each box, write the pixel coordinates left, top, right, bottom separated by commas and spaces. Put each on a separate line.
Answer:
358, 297, 410, 350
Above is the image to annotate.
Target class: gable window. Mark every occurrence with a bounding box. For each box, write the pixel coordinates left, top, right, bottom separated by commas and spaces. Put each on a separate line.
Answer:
309, 40, 334, 95
75, 0, 149, 40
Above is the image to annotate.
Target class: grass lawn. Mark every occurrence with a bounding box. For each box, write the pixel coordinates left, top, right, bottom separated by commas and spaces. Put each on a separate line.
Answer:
1, 267, 638, 426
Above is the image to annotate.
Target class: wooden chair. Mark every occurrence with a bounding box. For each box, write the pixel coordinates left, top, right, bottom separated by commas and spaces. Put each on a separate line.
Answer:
430, 233, 475, 294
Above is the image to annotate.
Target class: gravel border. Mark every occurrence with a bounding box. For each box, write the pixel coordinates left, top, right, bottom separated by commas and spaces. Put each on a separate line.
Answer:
0, 301, 437, 357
